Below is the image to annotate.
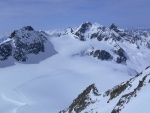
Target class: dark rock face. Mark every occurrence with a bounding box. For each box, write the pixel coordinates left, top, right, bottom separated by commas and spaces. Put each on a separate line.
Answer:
111, 34, 122, 41
10, 31, 17, 38
12, 38, 45, 61
105, 83, 129, 103
104, 73, 142, 104
79, 22, 92, 33
111, 74, 149, 113
97, 34, 103, 41
21, 26, 34, 31
10, 26, 34, 39
111, 91, 135, 113
74, 22, 92, 41
110, 23, 121, 33
0, 26, 50, 62
90, 50, 113, 61
110, 23, 117, 30
12, 41, 45, 61
90, 33, 98, 39
12, 28, 46, 61
0, 42, 12, 61
115, 48, 127, 63
60, 84, 100, 113
74, 32, 85, 41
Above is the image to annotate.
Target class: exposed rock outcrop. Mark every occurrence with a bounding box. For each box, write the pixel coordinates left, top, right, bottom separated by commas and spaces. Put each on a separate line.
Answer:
0, 26, 57, 64
60, 66, 150, 113
60, 84, 100, 113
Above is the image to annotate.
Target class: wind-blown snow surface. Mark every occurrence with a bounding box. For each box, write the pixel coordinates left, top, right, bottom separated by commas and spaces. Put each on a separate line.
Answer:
0, 23, 150, 113
0, 51, 131, 113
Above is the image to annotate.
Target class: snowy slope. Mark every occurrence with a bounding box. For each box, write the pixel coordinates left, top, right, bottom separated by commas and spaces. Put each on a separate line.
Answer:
0, 22, 150, 113
0, 50, 132, 113
60, 66, 150, 113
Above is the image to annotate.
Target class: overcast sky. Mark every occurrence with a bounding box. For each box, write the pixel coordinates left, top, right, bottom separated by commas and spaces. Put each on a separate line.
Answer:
0, 0, 150, 32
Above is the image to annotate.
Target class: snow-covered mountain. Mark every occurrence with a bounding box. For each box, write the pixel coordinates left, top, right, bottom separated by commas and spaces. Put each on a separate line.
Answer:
0, 22, 150, 113
0, 26, 57, 67
60, 66, 150, 113
47, 22, 150, 72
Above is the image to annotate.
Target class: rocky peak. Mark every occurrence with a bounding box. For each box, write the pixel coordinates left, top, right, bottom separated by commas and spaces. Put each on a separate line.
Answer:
10, 31, 17, 38
73, 22, 92, 41
10, 26, 34, 39
70, 22, 150, 44
110, 23, 118, 30
79, 22, 92, 33
68, 22, 150, 65
0, 26, 57, 63
109, 23, 121, 32
60, 84, 100, 113
66, 27, 74, 33
21, 26, 34, 31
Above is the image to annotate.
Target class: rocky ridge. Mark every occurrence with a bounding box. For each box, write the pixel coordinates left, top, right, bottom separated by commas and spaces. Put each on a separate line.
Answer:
60, 66, 150, 113
47, 22, 150, 64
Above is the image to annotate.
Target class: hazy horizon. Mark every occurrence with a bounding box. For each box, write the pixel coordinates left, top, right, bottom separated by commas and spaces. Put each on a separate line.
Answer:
1, 0, 150, 32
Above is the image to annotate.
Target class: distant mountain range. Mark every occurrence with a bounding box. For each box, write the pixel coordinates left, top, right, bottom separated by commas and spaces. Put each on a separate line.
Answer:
1, 22, 150, 70
45, 22, 150, 72
0, 22, 150, 113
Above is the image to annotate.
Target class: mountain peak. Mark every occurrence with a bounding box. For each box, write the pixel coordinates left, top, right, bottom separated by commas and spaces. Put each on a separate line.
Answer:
9, 26, 34, 38
79, 22, 92, 33
0, 26, 57, 66
85, 21, 92, 25
60, 84, 100, 113
110, 23, 118, 30
20, 26, 34, 31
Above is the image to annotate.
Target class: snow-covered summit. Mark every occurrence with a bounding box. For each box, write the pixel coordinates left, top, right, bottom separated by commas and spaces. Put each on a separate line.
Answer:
0, 26, 57, 67
70, 22, 150, 47
47, 22, 150, 71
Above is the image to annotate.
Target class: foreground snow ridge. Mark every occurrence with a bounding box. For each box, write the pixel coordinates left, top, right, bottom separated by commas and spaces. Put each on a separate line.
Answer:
60, 66, 150, 113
